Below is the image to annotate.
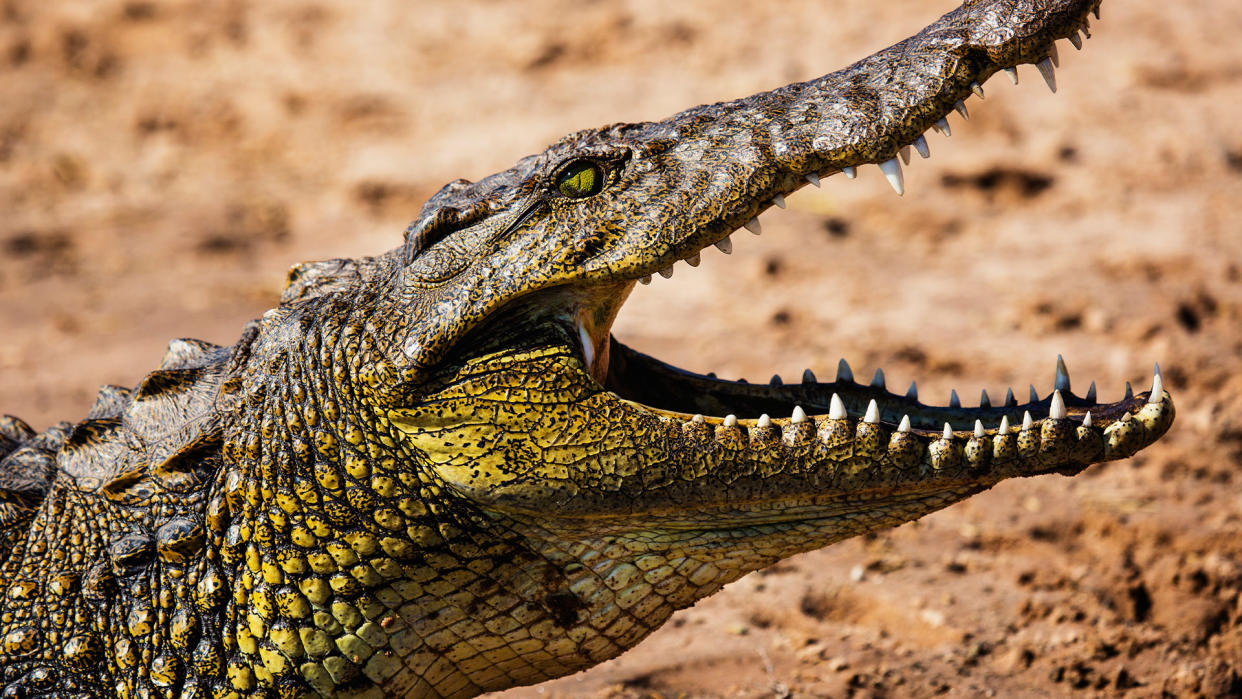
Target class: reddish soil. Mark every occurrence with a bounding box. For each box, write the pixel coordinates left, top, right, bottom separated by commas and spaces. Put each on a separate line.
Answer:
2, 1, 1241, 696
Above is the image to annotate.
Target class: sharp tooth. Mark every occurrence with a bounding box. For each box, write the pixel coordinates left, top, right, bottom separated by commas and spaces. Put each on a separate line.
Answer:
724, 414, 738, 427
942, 423, 953, 440
870, 368, 886, 388
686, 252, 701, 267
837, 359, 855, 383
1082, 411, 1093, 428
1022, 411, 1034, 431
1080, 18, 1091, 38
1149, 364, 1163, 403
954, 100, 969, 120
1054, 354, 1071, 392
1029, 384, 1039, 403
999, 415, 1010, 434
829, 393, 847, 420
1005, 387, 1016, 407
744, 217, 762, 235
691, 414, 705, 423
914, 135, 930, 159
640, 275, 652, 285
1004, 67, 1019, 85
1093, 5, 1100, 19
898, 414, 912, 432
864, 399, 879, 424
758, 414, 772, 428
1068, 31, 1083, 50
1048, 42, 1060, 68
879, 157, 904, 196
979, 389, 991, 409
802, 369, 817, 384
773, 194, 786, 209
1124, 381, 1133, 400
970, 81, 985, 99
843, 166, 857, 179
1085, 381, 1097, 404
1036, 58, 1057, 93
932, 118, 952, 137
792, 406, 808, 423
806, 173, 821, 187
770, 374, 783, 386
1050, 390, 1067, 420
949, 390, 961, 409
715, 236, 733, 254
900, 146, 912, 165
974, 420, 985, 438
578, 321, 595, 369
658, 266, 675, 279
906, 381, 918, 401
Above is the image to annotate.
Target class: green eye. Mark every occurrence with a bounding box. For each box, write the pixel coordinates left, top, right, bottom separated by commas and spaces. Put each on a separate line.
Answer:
556, 160, 605, 198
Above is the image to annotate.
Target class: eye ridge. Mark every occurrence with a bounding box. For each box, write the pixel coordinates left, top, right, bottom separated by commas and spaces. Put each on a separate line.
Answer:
554, 159, 606, 199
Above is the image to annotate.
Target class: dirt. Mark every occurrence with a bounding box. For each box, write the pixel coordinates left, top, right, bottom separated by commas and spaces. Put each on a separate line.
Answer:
2, 0, 1241, 696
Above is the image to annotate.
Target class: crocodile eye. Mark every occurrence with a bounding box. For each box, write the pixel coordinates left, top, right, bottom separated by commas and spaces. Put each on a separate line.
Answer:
556, 160, 605, 199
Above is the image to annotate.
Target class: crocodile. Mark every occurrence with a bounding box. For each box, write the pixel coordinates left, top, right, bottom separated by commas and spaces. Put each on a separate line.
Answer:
0, 0, 1173, 696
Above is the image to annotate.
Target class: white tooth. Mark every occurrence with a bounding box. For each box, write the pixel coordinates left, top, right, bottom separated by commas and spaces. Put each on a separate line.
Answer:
979, 389, 991, 409
914, 135, 930, 159
974, 420, 985, 438
658, 266, 675, 279
970, 81, 985, 99
1029, 384, 1040, 403
792, 406, 808, 423
1124, 381, 1133, 400
1050, 390, 1067, 419
837, 358, 854, 383
686, 252, 701, 267
744, 217, 762, 235
949, 390, 961, 409
900, 146, 912, 165
1082, 411, 1093, 428
843, 166, 857, 179
1085, 381, 1097, 404
714, 236, 733, 254
898, 414, 912, 432
943, 423, 953, 440
639, 275, 653, 285
805, 173, 821, 187
1022, 411, 1034, 431
1055, 354, 1071, 391
906, 381, 919, 401
772, 194, 786, 209
578, 321, 595, 370
871, 367, 886, 388
691, 414, 705, 424
1149, 364, 1163, 403
879, 157, 904, 196
1004, 67, 1019, 85
802, 368, 817, 384
999, 415, 1011, 434
864, 399, 879, 424
724, 414, 738, 427
770, 374, 783, 386
1036, 58, 1057, 93
1048, 42, 1060, 68
829, 393, 847, 420
757, 414, 772, 428
954, 100, 969, 120
1005, 387, 1016, 407
1069, 31, 1083, 50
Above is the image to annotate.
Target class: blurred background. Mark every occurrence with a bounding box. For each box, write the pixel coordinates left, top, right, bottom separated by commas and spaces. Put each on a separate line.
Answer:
2, 0, 1241, 695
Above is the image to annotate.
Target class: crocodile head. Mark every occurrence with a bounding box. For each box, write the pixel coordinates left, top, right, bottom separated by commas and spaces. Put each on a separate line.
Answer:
239, 0, 1171, 695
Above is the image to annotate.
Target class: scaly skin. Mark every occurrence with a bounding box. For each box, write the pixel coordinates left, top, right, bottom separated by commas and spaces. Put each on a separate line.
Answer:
0, 0, 1173, 697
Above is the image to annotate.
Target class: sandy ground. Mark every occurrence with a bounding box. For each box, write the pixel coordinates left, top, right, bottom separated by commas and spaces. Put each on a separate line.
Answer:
2, 0, 1242, 696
